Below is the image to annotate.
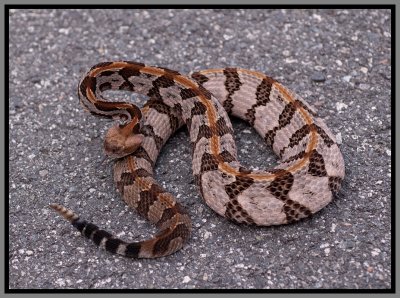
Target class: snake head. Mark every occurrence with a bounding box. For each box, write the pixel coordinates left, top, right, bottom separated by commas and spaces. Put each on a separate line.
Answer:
104, 124, 144, 159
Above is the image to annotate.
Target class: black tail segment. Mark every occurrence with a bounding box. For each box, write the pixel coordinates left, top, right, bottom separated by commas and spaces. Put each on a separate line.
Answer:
49, 203, 141, 258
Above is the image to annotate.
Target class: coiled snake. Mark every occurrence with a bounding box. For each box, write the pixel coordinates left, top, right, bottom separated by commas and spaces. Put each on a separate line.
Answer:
51, 61, 345, 258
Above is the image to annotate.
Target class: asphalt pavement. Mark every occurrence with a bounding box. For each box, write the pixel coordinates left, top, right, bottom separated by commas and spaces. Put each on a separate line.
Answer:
8, 8, 392, 289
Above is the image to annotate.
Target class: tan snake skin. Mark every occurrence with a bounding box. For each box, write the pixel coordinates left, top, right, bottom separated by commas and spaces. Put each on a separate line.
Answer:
51, 61, 345, 258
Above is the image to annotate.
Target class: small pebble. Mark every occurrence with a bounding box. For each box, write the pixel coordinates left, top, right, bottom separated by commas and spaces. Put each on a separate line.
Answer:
346, 240, 355, 249
39, 170, 48, 177
285, 58, 298, 64
320, 243, 329, 249
223, 34, 233, 40
358, 83, 370, 90
342, 75, 352, 82
204, 231, 212, 239
314, 65, 326, 71
336, 102, 348, 112
311, 72, 326, 82
312, 14, 322, 22
371, 248, 381, 257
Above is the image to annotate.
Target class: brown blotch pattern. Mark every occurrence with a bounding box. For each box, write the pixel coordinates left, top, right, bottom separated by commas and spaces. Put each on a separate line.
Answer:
281, 150, 307, 164
295, 99, 317, 116
116, 172, 136, 195
134, 146, 154, 166
266, 170, 312, 223
264, 127, 278, 147
266, 170, 294, 201
200, 152, 220, 172
99, 82, 112, 92
156, 203, 187, 228
328, 176, 343, 192
308, 149, 327, 177
225, 199, 255, 225
116, 68, 139, 91
137, 184, 165, 218
282, 199, 312, 223
313, 124, 335, 147
256, 77, 274, 105
225, 176, 254, 199
223, 99, 234, 113
245, 108, 257, 126
278, 103, 297, 127
267, 169, 294, 207
215, 117, 234, 136
98, 70, 116, 77
180, 88, 198, 100
279, 124, 311, 156
141, 124, 165, 151
198, 85, 213, 100
195, 124, 214, 143
147, 75, 176, 100
144, 99, 181, 133
169, 115, 181, 133
191, 72, 210, 85
219, 150, 236, 163
190, 101, 207, 116
152, 223, 191, 256
118, 67, 141, 79
133, 168, 152, 178
170, 104, 183, 132
263, 103, 297, 150
223, 68, 242, 113
245, 77, 274, 125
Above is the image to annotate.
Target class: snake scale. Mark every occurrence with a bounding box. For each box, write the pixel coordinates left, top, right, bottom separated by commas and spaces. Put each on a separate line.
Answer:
51, 61, 345, 258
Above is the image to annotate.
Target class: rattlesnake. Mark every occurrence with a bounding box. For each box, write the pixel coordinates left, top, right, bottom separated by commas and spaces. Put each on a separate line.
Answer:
51, 61, 345, 258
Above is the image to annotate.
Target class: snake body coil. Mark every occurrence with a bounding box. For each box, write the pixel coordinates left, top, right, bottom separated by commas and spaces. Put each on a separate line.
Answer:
51, 61, 345, 258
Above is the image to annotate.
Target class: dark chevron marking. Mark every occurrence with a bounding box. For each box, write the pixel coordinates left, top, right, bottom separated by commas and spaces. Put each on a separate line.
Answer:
223, 68, 242, 113
191, 72, 210, 85
245, 77, 274, 125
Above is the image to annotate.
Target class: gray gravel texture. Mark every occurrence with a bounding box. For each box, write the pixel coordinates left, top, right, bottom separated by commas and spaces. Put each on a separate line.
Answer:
9, 8, 392, 289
